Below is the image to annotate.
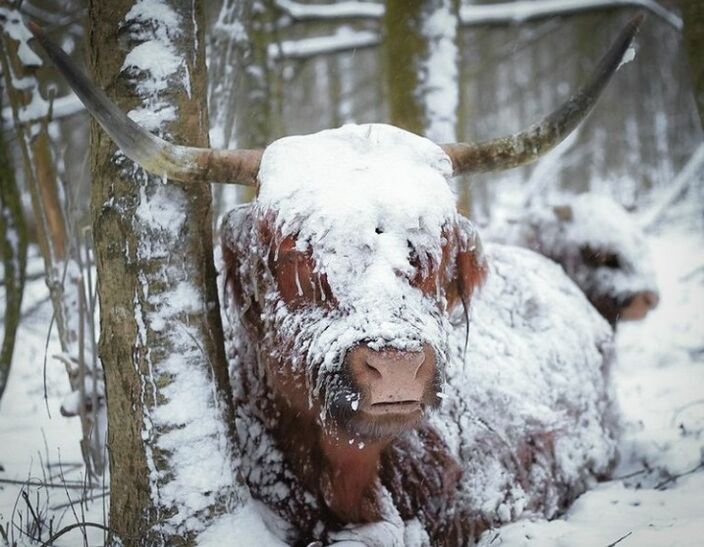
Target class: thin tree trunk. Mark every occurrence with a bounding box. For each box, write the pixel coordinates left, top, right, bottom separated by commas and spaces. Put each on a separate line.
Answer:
681, 0, 704, 129
88, 0, 246, 543
383, 0, 427, 135
0, 82, 27, 401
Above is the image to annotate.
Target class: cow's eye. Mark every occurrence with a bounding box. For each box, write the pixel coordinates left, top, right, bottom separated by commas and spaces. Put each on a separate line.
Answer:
580, 246, 621, 269
273, 247, 333, 308
408, 243, 441, 295
408, 243, 421, 271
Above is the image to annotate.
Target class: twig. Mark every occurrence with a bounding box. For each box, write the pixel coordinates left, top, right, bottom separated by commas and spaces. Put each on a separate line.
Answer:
654, 462, 704, 490
612, 467, 647, 480
50, 491, 109, 511
641, 144, 704, 230
57, 454, 87, 547
21, 491, 43, 539
39, 521, 114, 547
0, 478, 107, 489
670, 398, 704, 426
605, 531, 632, 546
42, 309, 56, 419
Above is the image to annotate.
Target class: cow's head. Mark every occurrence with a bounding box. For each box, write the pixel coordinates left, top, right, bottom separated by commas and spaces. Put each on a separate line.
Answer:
28, 13, 644, 440
222, 125, 486, 441
508, 194, 658, 325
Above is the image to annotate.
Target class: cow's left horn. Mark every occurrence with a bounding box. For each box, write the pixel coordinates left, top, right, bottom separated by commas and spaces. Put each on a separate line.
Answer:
28, 21, 262, 187
441, 13, 644, 176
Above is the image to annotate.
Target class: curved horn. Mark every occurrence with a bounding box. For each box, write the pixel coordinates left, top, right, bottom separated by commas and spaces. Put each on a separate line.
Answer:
27, 21, 262, 187
442, 13, 644, 176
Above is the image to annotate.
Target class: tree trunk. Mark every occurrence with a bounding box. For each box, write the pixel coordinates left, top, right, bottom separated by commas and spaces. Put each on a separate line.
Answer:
383, 0, 427, 135
0, 81, 27, 401
88, 0, 246, 543
681, 0, 704, 129
383, 0, 464, 206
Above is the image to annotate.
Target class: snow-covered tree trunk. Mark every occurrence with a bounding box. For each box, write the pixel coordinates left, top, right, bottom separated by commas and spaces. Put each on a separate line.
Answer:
383, 0, 462, 202
88, 0, 246, 542
682, 0, 704, 129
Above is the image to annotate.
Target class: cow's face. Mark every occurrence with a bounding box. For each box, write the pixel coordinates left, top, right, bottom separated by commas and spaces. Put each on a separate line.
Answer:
223, 125, 486, 443
519, 194, 658, 325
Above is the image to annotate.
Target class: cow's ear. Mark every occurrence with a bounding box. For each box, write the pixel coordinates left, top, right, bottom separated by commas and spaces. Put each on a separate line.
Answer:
221, 208, 262, 336
446, 217, 488, 314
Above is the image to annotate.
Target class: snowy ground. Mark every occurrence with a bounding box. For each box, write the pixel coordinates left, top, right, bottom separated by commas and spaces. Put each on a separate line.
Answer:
0, 205, 702, 546
478, 217, 704, 546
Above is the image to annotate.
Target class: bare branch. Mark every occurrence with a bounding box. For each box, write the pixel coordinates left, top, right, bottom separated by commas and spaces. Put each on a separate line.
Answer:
459, 0, 682, 31
273, 0, 681, 31
269, 27, 379, 61
274, 0, 383, 21
641, 144, 704, 229
2, 92, 85, 126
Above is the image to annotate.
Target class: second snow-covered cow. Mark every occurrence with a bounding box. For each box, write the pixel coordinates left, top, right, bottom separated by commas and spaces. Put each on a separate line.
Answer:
491, 194, 659, 326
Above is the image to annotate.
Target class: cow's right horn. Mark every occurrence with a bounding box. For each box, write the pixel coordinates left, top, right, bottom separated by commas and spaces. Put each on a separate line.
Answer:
28, 21, 262, 187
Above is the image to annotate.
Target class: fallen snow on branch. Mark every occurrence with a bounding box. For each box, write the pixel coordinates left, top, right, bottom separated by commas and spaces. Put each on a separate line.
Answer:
0, 7, 43, 66
1, 93, 85, 125
275, 0, 384, 21
459, 0, 682, 30
272, 0, 681, 30
268, 27, 379, 60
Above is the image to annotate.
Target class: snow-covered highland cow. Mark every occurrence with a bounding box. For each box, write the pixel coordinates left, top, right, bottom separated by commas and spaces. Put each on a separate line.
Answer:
490, 194, 659, 326
221, 125, 618, 545
30, 14, 641, 547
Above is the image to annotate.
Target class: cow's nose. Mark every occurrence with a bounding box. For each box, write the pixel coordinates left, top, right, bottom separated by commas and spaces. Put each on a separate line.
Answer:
365, 349, 425, 383
621, 289, 660, 321
643, 290, 660, 310
347, 345, 433, 413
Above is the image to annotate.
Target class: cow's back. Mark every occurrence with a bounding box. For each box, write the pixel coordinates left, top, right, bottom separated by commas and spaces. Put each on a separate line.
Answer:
425, 243, 618, 543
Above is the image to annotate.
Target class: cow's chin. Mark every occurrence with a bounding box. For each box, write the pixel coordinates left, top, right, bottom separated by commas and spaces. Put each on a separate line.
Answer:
325, 385, 442, 442
344, 406, 427, 440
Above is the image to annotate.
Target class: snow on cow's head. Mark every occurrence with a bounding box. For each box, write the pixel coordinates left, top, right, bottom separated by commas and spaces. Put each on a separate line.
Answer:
222, 124, 486, 441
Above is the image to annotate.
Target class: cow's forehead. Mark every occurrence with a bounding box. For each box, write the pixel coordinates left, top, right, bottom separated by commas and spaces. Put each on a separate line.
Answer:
565, 195, 646, 253
255, 124, 456, 244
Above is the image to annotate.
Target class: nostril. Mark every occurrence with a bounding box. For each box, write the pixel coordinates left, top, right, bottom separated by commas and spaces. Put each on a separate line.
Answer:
411, 352, 426, 379
366, 360, 383, 378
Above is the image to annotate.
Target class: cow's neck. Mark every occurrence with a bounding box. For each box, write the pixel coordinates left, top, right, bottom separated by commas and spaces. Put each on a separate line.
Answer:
319, 434, 385, 522
270, 395, 386, 524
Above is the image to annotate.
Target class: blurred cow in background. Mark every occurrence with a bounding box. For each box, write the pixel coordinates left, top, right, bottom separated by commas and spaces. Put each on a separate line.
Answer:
490, 193, 659, 326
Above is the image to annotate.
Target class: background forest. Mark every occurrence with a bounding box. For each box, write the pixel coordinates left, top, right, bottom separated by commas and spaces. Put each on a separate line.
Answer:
0, 0, 702, 545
